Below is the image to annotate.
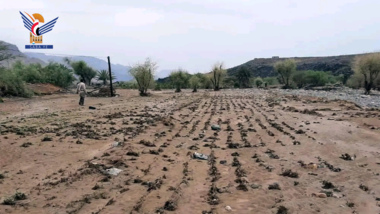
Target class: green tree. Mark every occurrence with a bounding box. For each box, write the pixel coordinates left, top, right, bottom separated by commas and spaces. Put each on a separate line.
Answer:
210, 62, 227, 91
41, 62, 76, 88
353, 53, 380, 94
0, 67, 32, 97
236, 66, 252, 88
129, 58, 156, 96
189, 75, 200, 92
170, 69, 190, 92
195, 73, 212, 89
223, 76, 237, 89
274, 59, 296, 88
64, 58, 97, 85
292, 71, 307, 88
96, 70, 116, 85
255, 77, 263, 87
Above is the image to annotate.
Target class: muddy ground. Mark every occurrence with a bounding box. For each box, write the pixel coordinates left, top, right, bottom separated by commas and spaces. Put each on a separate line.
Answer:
0, 89, 379, 214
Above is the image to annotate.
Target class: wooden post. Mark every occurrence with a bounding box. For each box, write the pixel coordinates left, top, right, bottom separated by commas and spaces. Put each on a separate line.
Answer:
107, 56, 114, 97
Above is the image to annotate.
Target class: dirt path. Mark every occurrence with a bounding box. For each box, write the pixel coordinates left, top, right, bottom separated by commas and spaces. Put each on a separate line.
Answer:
0, 89, 379, 214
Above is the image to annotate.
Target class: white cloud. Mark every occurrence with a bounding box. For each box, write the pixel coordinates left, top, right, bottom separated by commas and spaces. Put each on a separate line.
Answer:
0, 1, 45, 11
114, 8, 162, 27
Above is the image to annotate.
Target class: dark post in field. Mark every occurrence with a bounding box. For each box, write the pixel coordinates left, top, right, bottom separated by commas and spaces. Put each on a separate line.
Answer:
107, 56, 114, 97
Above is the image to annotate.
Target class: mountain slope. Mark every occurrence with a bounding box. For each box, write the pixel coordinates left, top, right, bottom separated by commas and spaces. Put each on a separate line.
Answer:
24, 52, 132, 81
227, 54, 362, 78
0, 41, 45, 67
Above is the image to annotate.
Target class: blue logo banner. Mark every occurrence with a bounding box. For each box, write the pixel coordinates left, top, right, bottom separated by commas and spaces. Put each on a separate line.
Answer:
25, 45, 53, 49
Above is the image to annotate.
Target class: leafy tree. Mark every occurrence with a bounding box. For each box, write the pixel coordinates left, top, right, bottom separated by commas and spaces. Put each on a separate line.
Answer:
274, 59, 296, 88
223, 76, 237, 89
129, 58, 157, 96
255, 77, 263, 87
12, 61, 43, 84
236, 66, 252, 88
41, 62, 76, 88
210, 62, 227, 91
96, 69, 116, 85
189, 75, 200, 92
353, 53, 380, 94
11, 61, 75, 88
64, 58, 97, 85
170, 69, 190, 92
292, 71, 307, 88
195, 73, 212, 89
336, 66, 353, 85
0, 67, 32, 97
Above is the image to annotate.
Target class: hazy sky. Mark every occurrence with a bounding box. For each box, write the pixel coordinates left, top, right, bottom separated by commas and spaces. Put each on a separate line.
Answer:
1, 0, 380, 74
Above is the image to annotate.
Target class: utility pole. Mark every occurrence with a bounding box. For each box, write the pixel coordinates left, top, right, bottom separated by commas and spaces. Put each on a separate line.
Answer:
107, 56, 114, 97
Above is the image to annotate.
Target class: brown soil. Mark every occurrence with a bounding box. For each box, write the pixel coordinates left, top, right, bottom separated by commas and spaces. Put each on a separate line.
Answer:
0, 89, 379, 214
26, 83, 63, 95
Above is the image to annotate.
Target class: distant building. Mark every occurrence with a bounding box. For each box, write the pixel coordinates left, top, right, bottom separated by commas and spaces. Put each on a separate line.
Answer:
272, 56, 280, 59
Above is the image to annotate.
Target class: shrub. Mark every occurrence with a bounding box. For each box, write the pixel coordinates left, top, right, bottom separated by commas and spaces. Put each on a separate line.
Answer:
170, 69, 190, 92
41, 62, 76, 88
129, 58, 157, 96
274, 59, 296, 88
255, 77, 263, 87
0, 68, 32, 97
96, 70, 116, 85
353, 53, 380, 94
116, 81, 138, 89
292, 70, 339, 88
64, 58, 97, 85
189, 75, 200, 92
263, 77, 279, 86
209, 62, 227, 91
236, 66, 252, 88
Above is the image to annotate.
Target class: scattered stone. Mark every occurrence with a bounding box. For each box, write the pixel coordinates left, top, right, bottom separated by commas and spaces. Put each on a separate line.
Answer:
280, 169, 299, 178
250, 183, 261, 189
193, 152, 208, 160
211, 125, 221, 131
340, 153, 355, 161
106, 168, 122, 176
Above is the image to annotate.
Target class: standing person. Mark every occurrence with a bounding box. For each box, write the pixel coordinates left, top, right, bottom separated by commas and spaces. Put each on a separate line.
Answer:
76, 79, 87, 106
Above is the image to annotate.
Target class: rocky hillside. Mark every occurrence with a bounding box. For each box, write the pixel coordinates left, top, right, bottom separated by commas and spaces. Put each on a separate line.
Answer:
227, 54, 363, 78
0, 40, 132, 81
0, 41, 45, 67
